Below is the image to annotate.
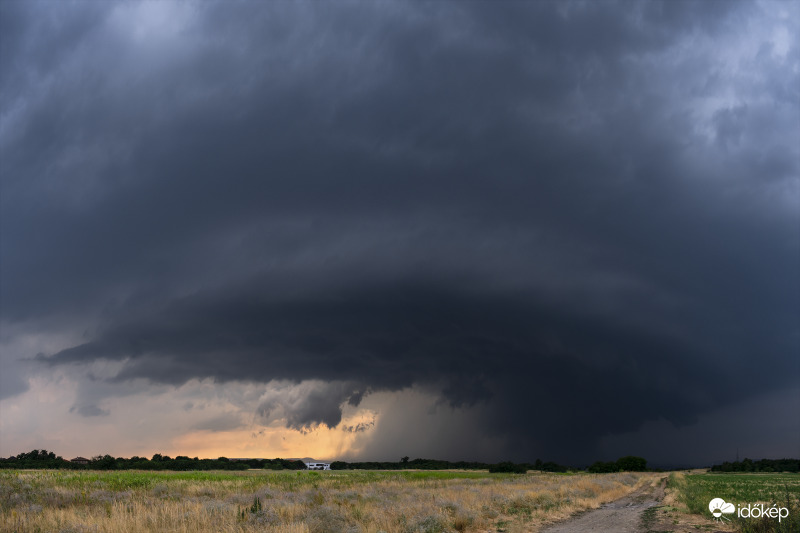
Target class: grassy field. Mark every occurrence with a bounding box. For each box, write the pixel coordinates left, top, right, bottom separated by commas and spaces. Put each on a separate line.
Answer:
668, 472, 800, 533
0, 469, 654, 533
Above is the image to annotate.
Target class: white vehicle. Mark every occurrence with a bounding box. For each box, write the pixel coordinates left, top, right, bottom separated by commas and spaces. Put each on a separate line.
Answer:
305, 462, 331, 470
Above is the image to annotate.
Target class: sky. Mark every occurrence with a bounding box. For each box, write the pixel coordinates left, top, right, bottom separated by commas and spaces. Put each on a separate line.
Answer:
0, 0, 798, 467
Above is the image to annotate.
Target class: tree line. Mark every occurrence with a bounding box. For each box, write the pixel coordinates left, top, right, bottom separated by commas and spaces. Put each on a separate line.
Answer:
0, 450, 306, 471
586, 455, 648, 473
329, 457, 574, 473
0, 451, 575, 472
7, 450, 798, 473
710, 458, 799, 473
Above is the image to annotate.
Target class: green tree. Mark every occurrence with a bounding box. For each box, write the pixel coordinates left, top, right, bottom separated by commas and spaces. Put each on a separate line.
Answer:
489, 462, 527, 473
615, 456, 647, 472
587, 461, 618, 473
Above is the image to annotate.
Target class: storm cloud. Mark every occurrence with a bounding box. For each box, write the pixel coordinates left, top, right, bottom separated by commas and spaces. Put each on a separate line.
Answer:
1, 0, 798, 464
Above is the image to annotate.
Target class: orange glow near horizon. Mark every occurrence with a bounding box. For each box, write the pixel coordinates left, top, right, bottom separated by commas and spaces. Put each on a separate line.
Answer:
0, 374, 383, 461
163, 412, 376, 461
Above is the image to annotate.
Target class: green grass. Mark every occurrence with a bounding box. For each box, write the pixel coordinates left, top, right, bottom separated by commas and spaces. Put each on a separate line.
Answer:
640, 505, 657, 530
669, 472, 800, 533
640, 506, 673, 533
0, 468, 501, 494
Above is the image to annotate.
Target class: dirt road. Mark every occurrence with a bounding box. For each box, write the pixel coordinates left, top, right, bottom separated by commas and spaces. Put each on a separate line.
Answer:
540, 475, 666, 533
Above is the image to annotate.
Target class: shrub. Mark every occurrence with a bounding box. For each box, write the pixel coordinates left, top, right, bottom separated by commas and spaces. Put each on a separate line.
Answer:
406, 514, 448, 533
452, 510, 475, 532
306, 505, 350, 533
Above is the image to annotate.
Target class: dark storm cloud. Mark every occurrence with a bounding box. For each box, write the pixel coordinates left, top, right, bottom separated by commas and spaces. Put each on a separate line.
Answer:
3, 0, 798, 462
36, 276, 796, 460
343, 420, 375, 434
256, 381, 367, 431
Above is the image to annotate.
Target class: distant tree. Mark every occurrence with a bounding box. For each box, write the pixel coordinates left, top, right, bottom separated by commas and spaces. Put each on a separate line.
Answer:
91, 454, 117, 470
489, 462, 527, 473
587, 461, 618, 473
615, 456, 647, 472
280, 459, 306, 470
401, 456, 409, 464
539, 461, 569, 473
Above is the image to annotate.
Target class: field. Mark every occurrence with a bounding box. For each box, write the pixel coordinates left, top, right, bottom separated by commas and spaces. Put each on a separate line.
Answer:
664, 472, 800, 533
0, 469, 654, 533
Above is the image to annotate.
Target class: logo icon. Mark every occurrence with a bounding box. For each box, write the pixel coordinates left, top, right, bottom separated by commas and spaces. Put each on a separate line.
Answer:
709, 498, 735, 521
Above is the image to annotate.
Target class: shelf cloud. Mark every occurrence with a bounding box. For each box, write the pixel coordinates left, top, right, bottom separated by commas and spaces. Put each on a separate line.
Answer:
1, 0, 797, 464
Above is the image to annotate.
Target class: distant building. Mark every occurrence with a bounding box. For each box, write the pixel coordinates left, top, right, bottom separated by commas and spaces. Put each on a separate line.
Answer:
305, 462, 330, 470
70, 457, 90, 465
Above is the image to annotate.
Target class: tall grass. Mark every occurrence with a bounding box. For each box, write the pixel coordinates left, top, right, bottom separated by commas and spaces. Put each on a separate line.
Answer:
0, 469, 652, 532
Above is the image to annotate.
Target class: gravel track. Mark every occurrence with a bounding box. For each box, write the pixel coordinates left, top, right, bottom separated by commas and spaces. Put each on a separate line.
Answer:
540, 476, 667, 533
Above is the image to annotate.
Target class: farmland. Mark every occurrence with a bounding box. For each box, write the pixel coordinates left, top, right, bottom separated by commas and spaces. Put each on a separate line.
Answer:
659, 472, 800, 533
0, 469, 654, 533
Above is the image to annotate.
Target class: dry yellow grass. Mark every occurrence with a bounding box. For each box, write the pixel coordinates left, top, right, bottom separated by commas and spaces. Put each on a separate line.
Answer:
0, 469, 656, 532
